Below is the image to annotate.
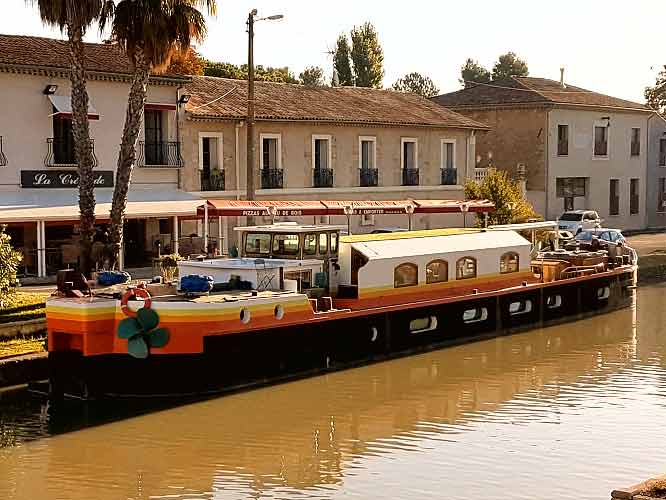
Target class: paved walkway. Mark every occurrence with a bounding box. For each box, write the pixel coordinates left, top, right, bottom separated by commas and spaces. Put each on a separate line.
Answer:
626, 232, 666, 257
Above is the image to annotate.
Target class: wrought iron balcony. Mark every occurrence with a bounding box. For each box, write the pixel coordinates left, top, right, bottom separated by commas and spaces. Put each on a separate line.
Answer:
402, 167, 419, 186
261, 168, 283, 189
0, 136, 7, 167
313, 167, 334, 188
138, 141, 184, 168
45, 138, 98, 168
359, 167, 378, 187
200, 169, 225, 191
441, 167, 458, 185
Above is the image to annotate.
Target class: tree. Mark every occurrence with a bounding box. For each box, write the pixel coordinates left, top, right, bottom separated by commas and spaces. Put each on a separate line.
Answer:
105, 0, 216, 266
491, 52, 528, 81
392, 72, 439, 98
464, 168, 537, 226
299, 66, 325, 86
167, 47, 205, 76
645, 66, 666, 115
203, 61, 298, 83
460, 58, 491, 86
350, 22, 384, 88
0, 227, 21, 301
332, 34, 353, 86
29, 0, 112, 277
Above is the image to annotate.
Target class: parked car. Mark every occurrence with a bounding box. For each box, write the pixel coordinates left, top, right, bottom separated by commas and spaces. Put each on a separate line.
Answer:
557, 210, 602, 234
564, 227, 625, 250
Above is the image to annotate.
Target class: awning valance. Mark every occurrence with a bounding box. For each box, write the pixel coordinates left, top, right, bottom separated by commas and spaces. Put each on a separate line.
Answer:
48, 95, 100, 120
145, 102, 177, 111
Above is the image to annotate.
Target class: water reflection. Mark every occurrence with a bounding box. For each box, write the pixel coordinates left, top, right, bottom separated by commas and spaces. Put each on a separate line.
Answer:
0, 285, 665, 500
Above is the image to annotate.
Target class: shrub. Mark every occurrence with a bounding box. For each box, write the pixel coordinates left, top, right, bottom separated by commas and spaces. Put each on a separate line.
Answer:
0, 226, 22, 302
159, 253, 182, 283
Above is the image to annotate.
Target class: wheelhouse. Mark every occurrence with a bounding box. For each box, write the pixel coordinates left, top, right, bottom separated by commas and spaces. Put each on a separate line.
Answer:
237, 223, 344, 260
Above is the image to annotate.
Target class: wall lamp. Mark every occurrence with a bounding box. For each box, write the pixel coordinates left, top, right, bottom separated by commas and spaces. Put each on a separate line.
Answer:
43, 84, 58, 95
601, 116, 611, 127
179, 94, 191, 104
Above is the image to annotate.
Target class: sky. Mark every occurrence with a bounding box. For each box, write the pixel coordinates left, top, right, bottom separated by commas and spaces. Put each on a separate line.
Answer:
2, 0, 664, 103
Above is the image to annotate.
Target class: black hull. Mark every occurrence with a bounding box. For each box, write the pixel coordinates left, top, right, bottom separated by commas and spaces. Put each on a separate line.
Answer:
48, 271, 635, 400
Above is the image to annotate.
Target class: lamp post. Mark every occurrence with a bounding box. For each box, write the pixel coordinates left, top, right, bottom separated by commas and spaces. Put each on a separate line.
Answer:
246, 9, 283, 207
343, 205, 354, 236
405, 204, 415, 231
460, 202, 470, 228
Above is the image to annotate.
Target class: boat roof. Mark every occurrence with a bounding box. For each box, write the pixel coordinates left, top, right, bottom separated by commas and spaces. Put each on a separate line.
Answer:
234, 223, 346, 233
340, 227, 480, 244
350, 230, 529, 261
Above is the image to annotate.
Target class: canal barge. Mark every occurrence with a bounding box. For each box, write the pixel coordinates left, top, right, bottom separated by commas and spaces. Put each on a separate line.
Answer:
45, 216, 637, 399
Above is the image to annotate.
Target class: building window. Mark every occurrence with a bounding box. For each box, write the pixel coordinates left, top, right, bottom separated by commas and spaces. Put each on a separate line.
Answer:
144, 109, 165, 165
426, 260, 448, 284
609, 179, 620, 216
594, 125, 608, 157
52, 113, 75, 165
456, 257, 477, 280
441, 139, 456, 169
500, 252, 519, 274
359, 136, 376, 169
394, 263, 418, 288
401, 138, 418, 170
312, 135, 331, 170
557, 124, 569, 156
630, 178, 639, 215
658, 178, 666, 212
660, 139, 666, 166
199, 133, 224, 191
260, 134, 281, 169
630, 128, 640, 156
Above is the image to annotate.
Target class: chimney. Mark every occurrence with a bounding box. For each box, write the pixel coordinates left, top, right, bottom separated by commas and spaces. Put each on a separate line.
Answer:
560, 67, 566, 88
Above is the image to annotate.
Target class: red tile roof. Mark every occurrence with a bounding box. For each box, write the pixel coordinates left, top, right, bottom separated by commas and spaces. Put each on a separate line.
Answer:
185, 76, 490, 129
432, 76, 650, 112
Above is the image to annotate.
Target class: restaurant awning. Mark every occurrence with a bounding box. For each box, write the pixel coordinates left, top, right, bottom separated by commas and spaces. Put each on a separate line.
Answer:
48, 95, 100, 120
199, 199, 495, 218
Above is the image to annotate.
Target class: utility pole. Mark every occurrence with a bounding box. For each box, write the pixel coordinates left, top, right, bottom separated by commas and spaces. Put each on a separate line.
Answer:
246, 9, 257, 204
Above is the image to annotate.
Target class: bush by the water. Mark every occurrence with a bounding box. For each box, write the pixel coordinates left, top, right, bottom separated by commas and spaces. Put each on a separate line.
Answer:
0, 226, 21, 303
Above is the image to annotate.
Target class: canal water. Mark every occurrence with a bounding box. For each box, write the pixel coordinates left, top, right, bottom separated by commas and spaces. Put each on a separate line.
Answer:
0, 284, 665, 500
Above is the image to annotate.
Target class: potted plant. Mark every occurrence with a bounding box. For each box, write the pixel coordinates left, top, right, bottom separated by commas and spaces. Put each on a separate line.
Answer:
159, 253, 182, 284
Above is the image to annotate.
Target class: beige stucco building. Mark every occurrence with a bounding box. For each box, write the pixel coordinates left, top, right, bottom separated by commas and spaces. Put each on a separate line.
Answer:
180, 76, 489, 247
433, 76, 655, 230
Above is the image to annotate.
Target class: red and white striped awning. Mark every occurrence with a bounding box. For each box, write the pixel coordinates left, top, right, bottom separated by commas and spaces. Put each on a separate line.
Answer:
198, 199, 495, 217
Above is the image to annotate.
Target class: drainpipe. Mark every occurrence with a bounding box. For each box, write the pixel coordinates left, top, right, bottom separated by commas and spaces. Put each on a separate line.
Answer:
545, 109, 550, 219
176, 85, 184, 190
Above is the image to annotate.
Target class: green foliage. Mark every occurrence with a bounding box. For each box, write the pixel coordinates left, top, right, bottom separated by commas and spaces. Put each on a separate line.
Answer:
299, 66, 325, 86
203, 61, 298, 83
350, 22, 384, 88
333, 34, 353, 86
159, 253, 182, 282
645, 65, 666, 114
464, 169, 538, 226
491, 52, 529, 81
0, 227, 22, 301
460, 58, 491, 86
118, 307, 169, 359
392, 72, 439, 98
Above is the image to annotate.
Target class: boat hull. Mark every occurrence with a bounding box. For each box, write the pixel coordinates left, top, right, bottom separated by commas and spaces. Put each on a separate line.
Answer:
47, 270, 636, 399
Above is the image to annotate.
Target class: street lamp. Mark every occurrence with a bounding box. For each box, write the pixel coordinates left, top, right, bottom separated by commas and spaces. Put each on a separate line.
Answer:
460, 202, 470, 228
246, 9, 284, 208
405, 204, 415, 231
343, 205, 354, 236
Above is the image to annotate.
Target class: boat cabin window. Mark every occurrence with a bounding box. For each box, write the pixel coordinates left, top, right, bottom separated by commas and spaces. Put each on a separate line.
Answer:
272, 234, 300, 256
394, 263, 418, 288
319, 233, 328, 254
500, 252, 519, 274
426, 260, 448, 284
330, 232, 338, 253
304, 233, 317, 256
245, 233, 271, 256
456, 257, 477, 280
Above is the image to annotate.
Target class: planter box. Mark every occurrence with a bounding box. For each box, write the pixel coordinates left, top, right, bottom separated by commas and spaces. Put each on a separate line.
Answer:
0, 318, 46, 339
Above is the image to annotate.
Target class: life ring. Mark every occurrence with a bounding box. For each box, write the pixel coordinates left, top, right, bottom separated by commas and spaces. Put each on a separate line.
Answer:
120, 287, 152, 317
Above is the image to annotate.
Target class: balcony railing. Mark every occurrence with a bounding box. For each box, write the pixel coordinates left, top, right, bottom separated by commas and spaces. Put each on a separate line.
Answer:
0, 136, 7, 167
138, 141, 184, 168
313, 167, 334, 188
402, 167, 419, 186
441, 167, 458, 185
200, 169, 225, 191
360, 167, 378, 187
474, 167, 488, 183
261, 168, 283, 189
45, 138, 98, 168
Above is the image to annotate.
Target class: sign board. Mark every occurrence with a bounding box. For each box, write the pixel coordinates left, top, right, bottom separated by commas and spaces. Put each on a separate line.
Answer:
21, 170, 114, 189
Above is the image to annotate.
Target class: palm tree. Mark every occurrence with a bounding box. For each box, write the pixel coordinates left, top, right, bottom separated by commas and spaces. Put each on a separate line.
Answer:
28, 1, 113, 277
105, 0, 216, 267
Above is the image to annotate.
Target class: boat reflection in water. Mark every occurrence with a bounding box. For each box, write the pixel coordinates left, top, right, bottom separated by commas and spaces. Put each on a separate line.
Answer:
2, 286, 666, 500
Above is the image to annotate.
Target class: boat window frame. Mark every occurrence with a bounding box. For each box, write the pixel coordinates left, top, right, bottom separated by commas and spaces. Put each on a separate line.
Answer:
394, 262, 419, 288
318, 232, 328, 255
426, 259, 449, 284
330, 232, 339, 253
500, 251, 520, 274
272, 233, 300, 257
303, 233, 317, 256
244, 232, 272, 256
456, 256, 477, 280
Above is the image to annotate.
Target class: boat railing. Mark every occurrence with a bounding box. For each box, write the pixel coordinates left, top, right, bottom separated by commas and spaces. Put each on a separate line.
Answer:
559, 265, 603, 280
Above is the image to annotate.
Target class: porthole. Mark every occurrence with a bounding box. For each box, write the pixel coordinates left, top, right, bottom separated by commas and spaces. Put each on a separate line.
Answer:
370, 326, 378, 342
409, 316, 438, 334
546, 295, 562, 309
463, 307, 488, 324
509, 300, 532, 316
274, 304, 285, 320
597, 286, 610, 300
240, 308, 251, 324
